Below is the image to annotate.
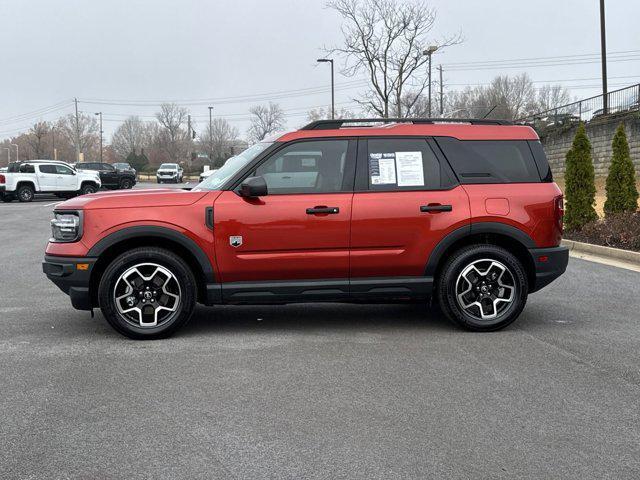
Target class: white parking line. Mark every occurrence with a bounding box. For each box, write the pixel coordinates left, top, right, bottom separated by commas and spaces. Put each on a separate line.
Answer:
43, 201, 62, 207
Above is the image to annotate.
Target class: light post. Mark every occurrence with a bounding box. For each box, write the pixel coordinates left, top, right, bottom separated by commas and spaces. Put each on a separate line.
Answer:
600, 0, 608, 115
11, 144, 19, 162
317, 58, 335, 119
423, 46, 438, 117
95, 112, 103, 162
4, 147, 9, 165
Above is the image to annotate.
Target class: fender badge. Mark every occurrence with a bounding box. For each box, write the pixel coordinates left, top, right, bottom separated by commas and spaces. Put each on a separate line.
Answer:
229, 236, 243, 248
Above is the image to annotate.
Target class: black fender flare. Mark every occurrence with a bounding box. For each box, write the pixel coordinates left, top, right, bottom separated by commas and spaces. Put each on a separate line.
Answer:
425, 222, 536, 276
87, 225, 215, 282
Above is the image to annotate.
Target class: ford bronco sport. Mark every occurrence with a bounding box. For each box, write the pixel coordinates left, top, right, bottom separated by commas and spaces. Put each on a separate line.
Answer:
43, 118, 568, 339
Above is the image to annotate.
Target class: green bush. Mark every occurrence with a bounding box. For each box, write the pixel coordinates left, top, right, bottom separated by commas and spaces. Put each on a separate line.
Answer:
564, 123, 598, 231
604, 123, 639, 215
125, 150, 149, 172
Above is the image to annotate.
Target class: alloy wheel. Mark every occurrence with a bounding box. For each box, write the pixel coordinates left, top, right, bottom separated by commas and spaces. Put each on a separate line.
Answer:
113, 263, 182, 327
455, 258, 516, 321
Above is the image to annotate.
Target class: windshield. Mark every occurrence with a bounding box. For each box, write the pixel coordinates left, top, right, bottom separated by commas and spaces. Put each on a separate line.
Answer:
114, 163, 130, 169
159, 164, 177, 170
195, 142, 273, 191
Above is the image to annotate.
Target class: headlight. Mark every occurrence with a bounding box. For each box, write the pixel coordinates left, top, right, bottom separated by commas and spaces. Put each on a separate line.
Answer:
51, 211, 83, 243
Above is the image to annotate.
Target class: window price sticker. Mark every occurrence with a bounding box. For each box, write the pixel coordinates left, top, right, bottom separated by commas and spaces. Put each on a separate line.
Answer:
369, 153, 397, 185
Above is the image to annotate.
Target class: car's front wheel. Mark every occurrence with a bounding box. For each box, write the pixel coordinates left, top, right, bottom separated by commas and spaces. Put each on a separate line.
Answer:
98, 247, 197, 339
436, 244, 528, 331
120, 178, 133, 189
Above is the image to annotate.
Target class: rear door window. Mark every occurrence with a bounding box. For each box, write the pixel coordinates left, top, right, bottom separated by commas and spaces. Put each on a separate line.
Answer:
365, 138, 442, 191
435, 138, 541, 183
38, 165, 56, 174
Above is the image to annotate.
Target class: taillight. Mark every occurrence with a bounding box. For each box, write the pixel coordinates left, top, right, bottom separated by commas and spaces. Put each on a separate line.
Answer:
0, 174, 5, 183
554, 195, 564, 232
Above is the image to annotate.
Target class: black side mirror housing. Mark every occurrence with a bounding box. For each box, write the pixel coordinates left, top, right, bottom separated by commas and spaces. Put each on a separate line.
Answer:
239, 176, 268, 198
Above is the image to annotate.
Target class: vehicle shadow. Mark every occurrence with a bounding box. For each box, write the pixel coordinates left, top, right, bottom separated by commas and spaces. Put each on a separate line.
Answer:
180, 302, 454, 337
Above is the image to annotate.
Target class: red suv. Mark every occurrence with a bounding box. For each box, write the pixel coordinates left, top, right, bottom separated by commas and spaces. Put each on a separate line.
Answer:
43, 118, 568, 339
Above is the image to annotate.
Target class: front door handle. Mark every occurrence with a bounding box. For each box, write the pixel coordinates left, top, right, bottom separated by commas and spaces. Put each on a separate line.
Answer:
306, 206, 340, 215
420, 204, 452, 213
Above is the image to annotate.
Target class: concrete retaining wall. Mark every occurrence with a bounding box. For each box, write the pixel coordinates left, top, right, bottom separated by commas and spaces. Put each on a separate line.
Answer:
540, 113, 640, 178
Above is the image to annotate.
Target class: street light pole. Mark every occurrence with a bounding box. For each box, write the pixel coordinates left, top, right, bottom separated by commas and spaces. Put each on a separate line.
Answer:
4, 147, 10, 165
423, 46, 438, 117
95, 112, 103, 162
317, 58, 335, 119
11, 144, 19, 162
600, 0, 608, 114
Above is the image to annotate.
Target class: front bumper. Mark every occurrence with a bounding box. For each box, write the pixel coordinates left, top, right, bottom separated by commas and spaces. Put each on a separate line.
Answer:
43, 255, 97, 310
528, 246, 569, 293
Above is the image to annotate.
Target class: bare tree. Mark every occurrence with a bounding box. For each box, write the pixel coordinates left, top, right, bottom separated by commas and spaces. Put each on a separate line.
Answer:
306, 106, 356, 122
57, 113, 99, 161
155, 103, 189, 163
199, 118, 239, 166
247, 102, 285, 142
445, 74, 572, 120
26, 121, 51, 159
536, 84, 572, 112
110, 116, 148, 160
327, 0, 460, 118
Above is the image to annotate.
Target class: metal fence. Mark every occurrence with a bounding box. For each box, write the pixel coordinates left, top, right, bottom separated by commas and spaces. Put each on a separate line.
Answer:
517, 83, 640, 127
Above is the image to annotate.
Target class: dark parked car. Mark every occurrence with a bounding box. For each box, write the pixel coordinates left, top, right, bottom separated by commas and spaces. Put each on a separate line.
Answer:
112, 162, 137, 179
75, 162, 136, 190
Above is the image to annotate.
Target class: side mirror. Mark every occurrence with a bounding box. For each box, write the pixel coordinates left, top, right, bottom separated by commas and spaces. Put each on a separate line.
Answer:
239, 176, 268, 198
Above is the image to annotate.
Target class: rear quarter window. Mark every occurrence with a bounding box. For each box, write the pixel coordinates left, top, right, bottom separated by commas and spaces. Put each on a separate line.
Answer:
435, 138, 542, 183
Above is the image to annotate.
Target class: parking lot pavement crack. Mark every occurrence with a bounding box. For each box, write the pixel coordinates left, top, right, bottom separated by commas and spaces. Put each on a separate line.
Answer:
515, 330, 640, 390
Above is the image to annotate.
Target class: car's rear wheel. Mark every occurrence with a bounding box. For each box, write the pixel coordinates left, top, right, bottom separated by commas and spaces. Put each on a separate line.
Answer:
120, 178, 132, 189
436, 244, 528, 331
1, 194, 14, 203
98, 247, 197, 339
17, 185, 34, 202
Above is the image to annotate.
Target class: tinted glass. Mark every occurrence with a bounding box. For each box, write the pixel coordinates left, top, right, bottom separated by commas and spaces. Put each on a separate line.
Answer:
366, 138, 441, 190
102, 164, 115, 171
254, 140, 348, 194
435, 138, 541, 183
55, 165, 74, 175
528, 140, 553, 182
39, 164, 56, 174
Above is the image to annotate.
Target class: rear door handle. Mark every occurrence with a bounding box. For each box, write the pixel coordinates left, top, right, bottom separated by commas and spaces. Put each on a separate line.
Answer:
306, 206, 339, 215
420, 204, 452, 213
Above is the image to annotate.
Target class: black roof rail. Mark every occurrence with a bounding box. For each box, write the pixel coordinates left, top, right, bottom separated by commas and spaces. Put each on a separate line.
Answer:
300, 117, 513, 130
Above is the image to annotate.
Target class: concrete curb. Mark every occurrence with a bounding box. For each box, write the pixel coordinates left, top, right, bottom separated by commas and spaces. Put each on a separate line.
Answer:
562, 239, 640, 267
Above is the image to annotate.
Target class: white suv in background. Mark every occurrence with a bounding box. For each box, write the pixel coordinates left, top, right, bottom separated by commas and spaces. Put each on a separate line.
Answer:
0, 160, 101, 202
156, 163, 184, 183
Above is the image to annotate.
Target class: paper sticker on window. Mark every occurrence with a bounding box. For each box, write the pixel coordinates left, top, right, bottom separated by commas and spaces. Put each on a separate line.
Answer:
369, 153, 397, 185
396, 151, 424, 186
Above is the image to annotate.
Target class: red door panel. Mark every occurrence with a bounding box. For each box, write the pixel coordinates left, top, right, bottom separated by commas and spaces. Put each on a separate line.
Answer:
213, 191, 353, 282
350, 186, 471, 277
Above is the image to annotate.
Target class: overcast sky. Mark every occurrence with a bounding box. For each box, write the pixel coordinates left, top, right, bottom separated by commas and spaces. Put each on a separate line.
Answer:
1, 0, 639, 140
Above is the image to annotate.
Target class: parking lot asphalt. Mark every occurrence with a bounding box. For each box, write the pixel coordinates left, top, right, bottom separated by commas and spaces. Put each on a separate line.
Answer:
1, 185, 640, 479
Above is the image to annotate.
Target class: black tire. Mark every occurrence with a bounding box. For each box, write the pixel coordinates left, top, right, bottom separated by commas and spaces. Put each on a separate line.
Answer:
1, 194, 14, 203
436, 244, 528, 332
80, 183, 98, 195
98, 247, 197, 339
17, 184, 34, 202
120, 178, 132, 189
157, 179, 162, 184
